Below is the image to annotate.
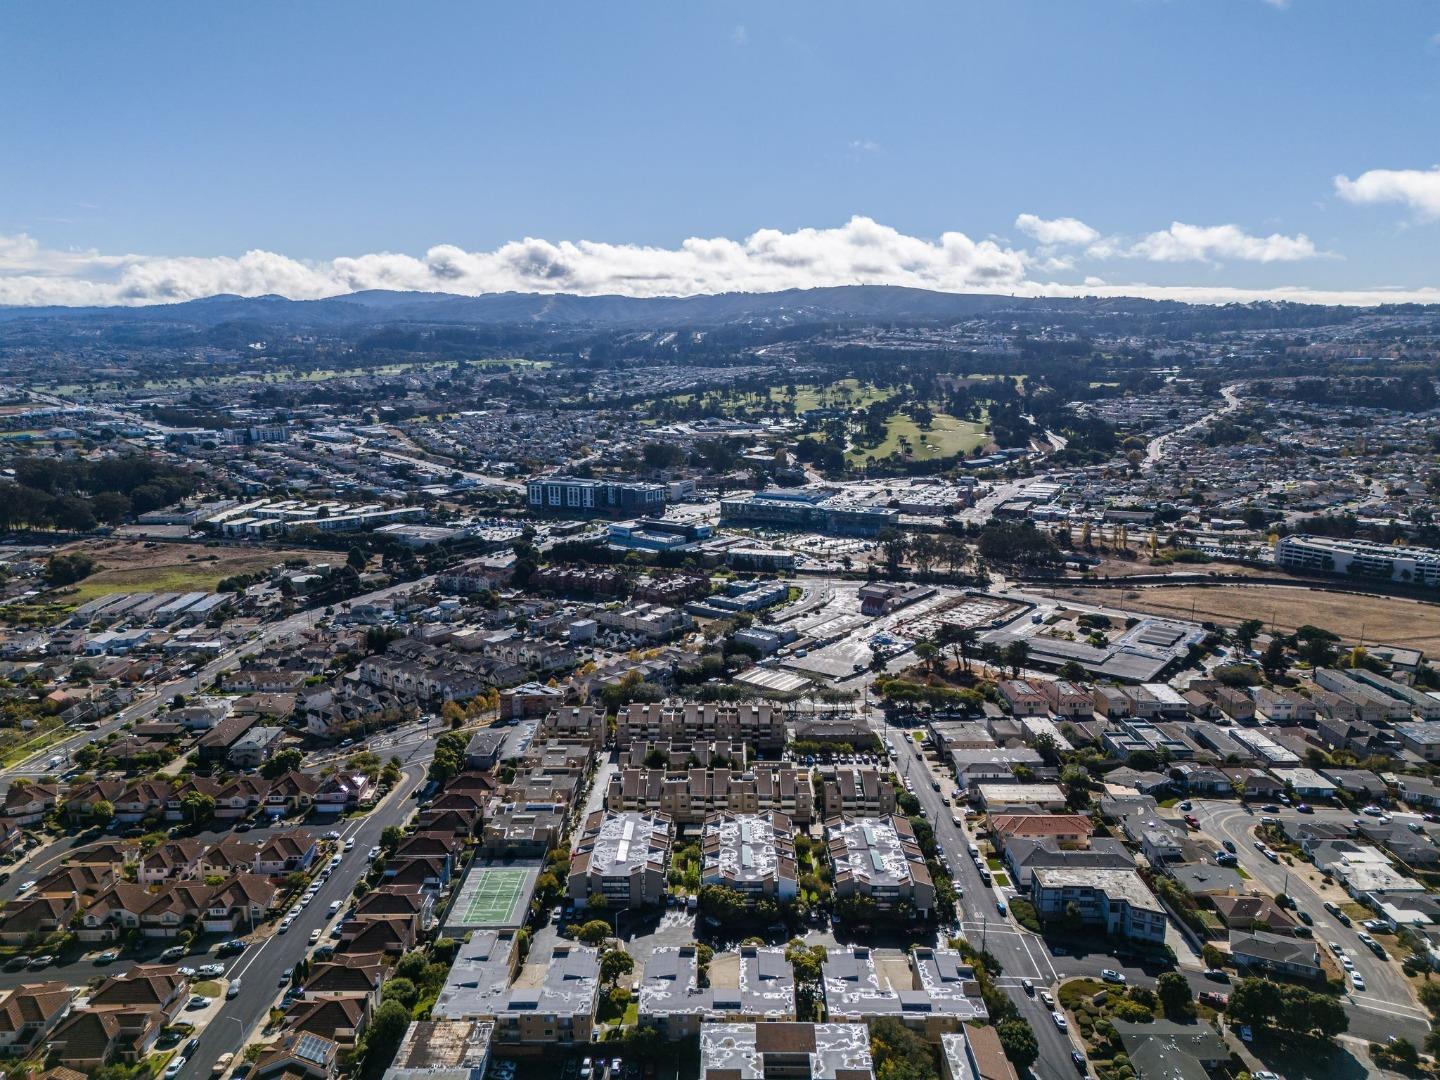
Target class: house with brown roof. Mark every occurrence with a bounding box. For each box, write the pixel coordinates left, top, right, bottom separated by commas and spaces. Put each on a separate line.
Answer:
138, 881, 214, 939
77, 883, 154, 942
46, 1007, 166, 1070
302, 957, 385, 1004
138, 839, 205, 885
200, 837, 261, 878
1212, 894, 1298, 936
3, 781, 59, 827
112, 779, 173, 823
416, 807, 481, 837
0, 895, 77, 945
352, 885, 432, 926
253, 1029, 338, 1080
384, 856, 452, 891
988, 814, 1095, 852
255, 830, 319, 875
212, 775, 271, 819
62, 780, 128, 825
164, 778, 223, 823
0, 981, 73, 1057
338, 914, 417, 956
89, 965, 189, 1019
203, 874, 278, 934
64, 840, 136, 872
32, 863, 115, 900
282, 994, 371, 1048
314, 773, 372, 814
197, 712, 262, 763
264, 771, 321, 816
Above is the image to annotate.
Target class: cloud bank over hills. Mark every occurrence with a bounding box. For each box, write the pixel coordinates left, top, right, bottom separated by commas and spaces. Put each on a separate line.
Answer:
1, 213, 1436, 309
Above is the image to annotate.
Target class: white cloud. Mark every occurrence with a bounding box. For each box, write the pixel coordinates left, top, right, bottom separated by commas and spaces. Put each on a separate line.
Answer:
731, 23, 748, 45
1100, 222, 1319, 263
1335, 166, 1440, 221
0, 216, 1424, 310
1014, 214, 1100, 247
849, 139, 882, 155
0, 217, 1032, 307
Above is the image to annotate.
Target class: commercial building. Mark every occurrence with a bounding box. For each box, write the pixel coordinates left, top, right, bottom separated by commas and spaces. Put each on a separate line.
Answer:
719, 488, 899, 536
826, 816, 935, 917
383, 1020, 494, 1080
1029, 867, 1166, 942
700, 813, 799, 904
567, 810, 672, 910
527, 476, 668, 516
1274, 534, 1440, 588
699, 1023, 874, 1080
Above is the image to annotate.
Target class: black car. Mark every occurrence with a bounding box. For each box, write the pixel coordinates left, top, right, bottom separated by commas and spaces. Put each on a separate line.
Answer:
1297, 910, 1313, 925
1072, 1050, 1088, 1072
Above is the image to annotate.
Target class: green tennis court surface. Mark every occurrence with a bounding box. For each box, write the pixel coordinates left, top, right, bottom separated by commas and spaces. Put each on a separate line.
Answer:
446, 864, 538, 929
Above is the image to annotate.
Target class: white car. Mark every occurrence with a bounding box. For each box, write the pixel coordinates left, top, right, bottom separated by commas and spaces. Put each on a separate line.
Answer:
279, 918, 294, 933
344, 838, 356, 851
1052, 1011, 1067, 1030
368, 847, 380, 860
165, 1057, 187, 1079
329, 900, 342, 915
1352, 973, 1366, 991
309, 929, 321, 945
1340, 956, 1355, 971
1040, 990, 1055, 1007
1329, 942, 1344, 955
16, 881, 35, 894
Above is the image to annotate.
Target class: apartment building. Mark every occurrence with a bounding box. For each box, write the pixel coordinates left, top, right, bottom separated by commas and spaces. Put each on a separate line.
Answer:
638, 946, 796, 1039
607, 765, 814, 825
1039, 678, 1093, 718
700, 813, 799, 904
819, 768, 897, 820
527, 476, 668, 516
616, 701, 786, 751
1029, 867, 1166, 943
823, 947, 985, 1040
826, 816, 934, 917
568, 810, 672, 910
699, 1023, 874, 1080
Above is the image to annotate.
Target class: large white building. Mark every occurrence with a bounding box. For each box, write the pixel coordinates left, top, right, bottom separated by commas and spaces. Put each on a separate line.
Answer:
1275, 534, 1440, 588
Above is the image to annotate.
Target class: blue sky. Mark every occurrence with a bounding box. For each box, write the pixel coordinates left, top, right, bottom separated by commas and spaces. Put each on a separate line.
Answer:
2, 1, 1439, 306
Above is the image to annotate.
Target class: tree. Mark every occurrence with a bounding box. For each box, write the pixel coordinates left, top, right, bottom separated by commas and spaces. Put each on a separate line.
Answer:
600, 948, 635, 988
261, 748, 303, 779
90, 799, 115, 826
45, 553, 96, 586
383, 976, 419, 1008
380, 825, 404, 853
1002, 639, 1030, 678
1261, 638, 1288, 676
1235, 619, 1265, 652
573, 920, 612, 946
997, 1018, 1039, 1071
869, 1017, 937, 1080
180, 790, 216, 826
347, 546, 368, 571
365, 999, 413, 1066
428, 732, 467, 784
937, 623, 977, 673
914, 640, 940, 676
1156, 971, 1194, 1018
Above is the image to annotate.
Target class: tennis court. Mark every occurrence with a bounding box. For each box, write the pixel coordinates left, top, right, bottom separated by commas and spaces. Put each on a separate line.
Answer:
445, 864, 539, 930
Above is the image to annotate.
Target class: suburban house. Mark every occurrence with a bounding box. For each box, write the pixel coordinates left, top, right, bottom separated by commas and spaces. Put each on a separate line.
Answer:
1229, 931, 1323, 980
0, 981, 73, 1057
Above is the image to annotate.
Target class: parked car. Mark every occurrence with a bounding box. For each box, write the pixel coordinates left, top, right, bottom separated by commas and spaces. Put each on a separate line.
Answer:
1101, 969, 1127, 984
161, 945, 187, 961
28, 955, 54, 969
96, 950, 120, 964
1071, 1050, 1087, 1073
1052, 1011, 1068, 1030
227, 979, 242, 999
186, 995, 208, 1010
165, 1057, 187, 1079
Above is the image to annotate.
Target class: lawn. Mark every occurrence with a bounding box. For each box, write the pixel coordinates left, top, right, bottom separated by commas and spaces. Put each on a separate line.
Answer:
49, 541, 317, 603
847, 410, 989, 465
0, 722, 70, 767
193, 980, 222, 997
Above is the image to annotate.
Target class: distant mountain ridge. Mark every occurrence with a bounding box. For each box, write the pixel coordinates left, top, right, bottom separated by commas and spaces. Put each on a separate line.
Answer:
0, 284, 1430, 330
0, 285, 1223, 328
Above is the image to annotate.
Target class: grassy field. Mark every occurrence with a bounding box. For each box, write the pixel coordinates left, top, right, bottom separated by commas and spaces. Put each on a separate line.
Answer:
51, 540, 317, 603
848, 410, 989, 464
1048, 582, 1440, 652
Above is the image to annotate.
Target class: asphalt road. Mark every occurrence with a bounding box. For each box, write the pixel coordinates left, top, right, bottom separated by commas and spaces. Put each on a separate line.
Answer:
173, 756, 431, 1080
1189, 798, 1430, 1046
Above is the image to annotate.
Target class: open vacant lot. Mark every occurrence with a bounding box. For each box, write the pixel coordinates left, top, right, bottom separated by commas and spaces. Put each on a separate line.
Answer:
52, 540, 316, 602
1049, 582, 1440, 652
